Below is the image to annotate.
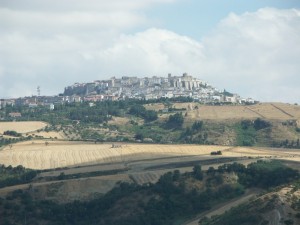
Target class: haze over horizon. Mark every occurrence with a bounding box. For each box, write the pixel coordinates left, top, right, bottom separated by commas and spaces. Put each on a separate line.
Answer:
1, 0, 300, 103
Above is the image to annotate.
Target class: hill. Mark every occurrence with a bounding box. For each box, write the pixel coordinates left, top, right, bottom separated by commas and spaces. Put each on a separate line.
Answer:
1, 101, 300, 151
0, 160, 299, 225
200, 185, 300, 225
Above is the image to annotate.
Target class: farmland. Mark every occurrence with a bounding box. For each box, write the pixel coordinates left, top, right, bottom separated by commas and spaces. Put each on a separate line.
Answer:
0, 121, 47, 134
1, 102, 300, 224
2, 138, 300, 203
177, 102, 300, 121
1, 139, 300, 170
0, 141, 231, 169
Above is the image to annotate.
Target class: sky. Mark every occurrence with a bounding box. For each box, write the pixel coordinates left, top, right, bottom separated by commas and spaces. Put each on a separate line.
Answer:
0, 0, 300, 103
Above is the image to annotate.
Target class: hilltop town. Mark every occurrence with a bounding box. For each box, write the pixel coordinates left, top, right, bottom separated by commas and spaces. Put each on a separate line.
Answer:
64, 73, 255, 103
0, 73, 255, 111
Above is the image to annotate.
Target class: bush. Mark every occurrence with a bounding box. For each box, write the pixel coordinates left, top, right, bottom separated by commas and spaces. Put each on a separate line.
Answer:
3, 130, 22, 137
193, 165, 203, 180
166, 113, 184, 129
253, 118, 271, 130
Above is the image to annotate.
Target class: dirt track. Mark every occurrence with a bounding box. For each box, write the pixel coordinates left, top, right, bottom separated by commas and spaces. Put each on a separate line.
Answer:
183, 191, 257, 225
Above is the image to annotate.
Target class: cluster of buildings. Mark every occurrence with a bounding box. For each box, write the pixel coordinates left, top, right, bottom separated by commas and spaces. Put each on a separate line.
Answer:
63, 73, 255, 103
0, 73, 255, 111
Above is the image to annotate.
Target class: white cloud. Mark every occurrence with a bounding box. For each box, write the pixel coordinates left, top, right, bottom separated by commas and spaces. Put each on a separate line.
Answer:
94, 28, 204, 76
0, 4, 299, 103
0, 8, 148, 34
0, 0, 177, 12
199, 8, 300, 102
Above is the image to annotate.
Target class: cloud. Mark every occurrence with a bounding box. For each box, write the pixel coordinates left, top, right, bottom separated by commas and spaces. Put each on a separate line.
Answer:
0, 0, 177, 12
0, 0, 177, 97
0, 4, 299, 103
200, 8, 300, 102
94, 28, 204, 76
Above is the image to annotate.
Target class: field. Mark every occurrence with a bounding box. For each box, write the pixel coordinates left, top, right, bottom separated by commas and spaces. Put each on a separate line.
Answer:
186, 103, 300, 120
1, 102, 300, 206
0, 141, 230, 169
148, 102, 300, 121
1, 141, 300, 170
0, 121, 47, 134
1, 139, 300, 207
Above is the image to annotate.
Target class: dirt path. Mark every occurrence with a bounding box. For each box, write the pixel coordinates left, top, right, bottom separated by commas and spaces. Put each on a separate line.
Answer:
182, 191, 257, 225
271, 103, 294, 118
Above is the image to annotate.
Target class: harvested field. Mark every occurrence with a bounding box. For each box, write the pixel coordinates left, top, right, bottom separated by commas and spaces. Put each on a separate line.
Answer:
149, 103, 300, 121
0, 121, 47, 134
144, 103, 165, 111
108, 116, 130, 126
1, 141, 300, 170
0, 141, 229, 169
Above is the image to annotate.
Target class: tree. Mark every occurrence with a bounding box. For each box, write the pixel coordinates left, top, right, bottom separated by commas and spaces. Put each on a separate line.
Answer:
207, 167, 216, 175
193, 165, 203, 180
134, 133, 144, 141
166, 113, 184, 129
192, 121, 203, 132
143, 110, 158, 122
129, 105, 146, 116
253, 118, 271, 130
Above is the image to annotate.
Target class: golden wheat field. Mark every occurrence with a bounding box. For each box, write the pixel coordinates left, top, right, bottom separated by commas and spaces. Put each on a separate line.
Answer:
1, 141, 300, 170
183, 103, 300, 120
144, 102, 300, 120
0, 121, 47, 134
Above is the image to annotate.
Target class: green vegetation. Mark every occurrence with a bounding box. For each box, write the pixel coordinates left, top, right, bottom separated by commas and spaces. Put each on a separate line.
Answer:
272, 138, 300, 149
210, 151, 222, 155
235, 120, 257, 146
0, 161, 298, 225
0, 136, 32, 148
234, 118, 272, 146
128, 105, 158, 122
199, 197, 270, 225
0, 165, 38, 188
0, 165, 244, 225
3, 130, 22, 137
1, 101, 299, 148
231, 160, 297, 188
165, 112, 184, 129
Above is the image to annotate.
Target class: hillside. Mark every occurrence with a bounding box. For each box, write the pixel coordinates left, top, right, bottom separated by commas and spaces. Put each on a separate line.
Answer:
0, 161, 299, 225
200, 185, 300, 225
1, 101, 300, 150
1, 100, 300, 225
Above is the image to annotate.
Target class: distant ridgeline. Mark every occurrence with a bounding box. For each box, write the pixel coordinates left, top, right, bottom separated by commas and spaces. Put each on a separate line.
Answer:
63, 73, 255, 104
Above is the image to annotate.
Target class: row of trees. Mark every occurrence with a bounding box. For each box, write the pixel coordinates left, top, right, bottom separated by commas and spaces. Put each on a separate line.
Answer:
3, 130, 22, 137
209, 160, 299, 188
